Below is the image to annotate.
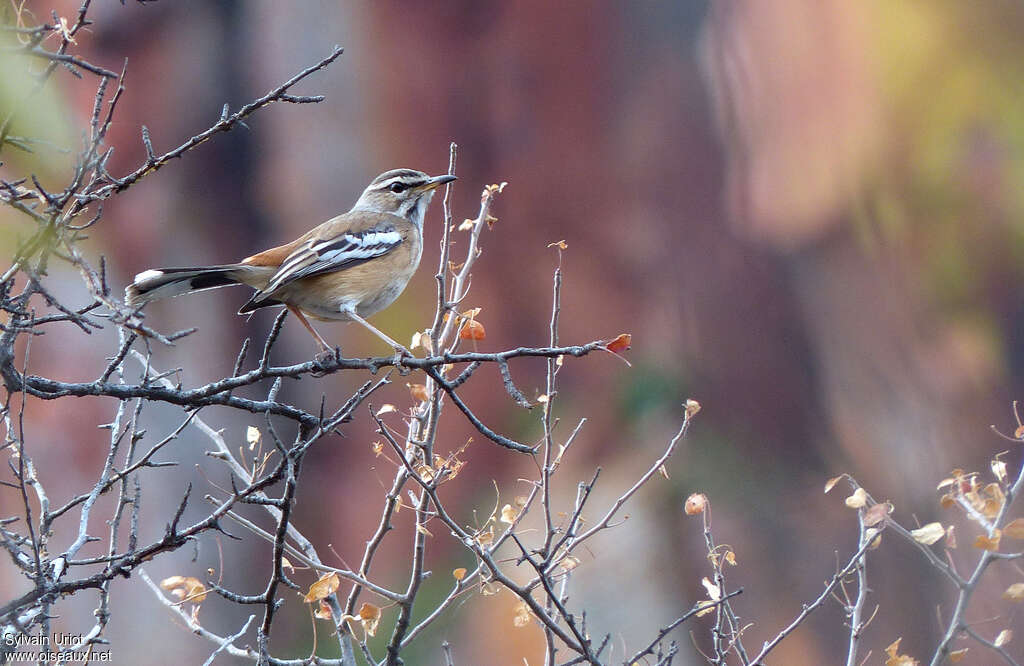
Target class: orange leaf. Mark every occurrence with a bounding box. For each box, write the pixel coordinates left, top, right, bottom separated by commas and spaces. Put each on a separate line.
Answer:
606, 333, 631, 354
684, 493, 707, 515
408, 383, 430, 402
460, 319, 486, 341
304, 572, 340, 603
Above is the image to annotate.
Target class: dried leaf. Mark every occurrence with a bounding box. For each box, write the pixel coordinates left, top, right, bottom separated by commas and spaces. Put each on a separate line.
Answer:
945, 525, 957, 549
416, 523, 433, 537
910, 523, 945, 546
547, 240, 568, 250
453, 567, 467, 581
605, 333, 631, 354
658, 464, 670, 480
480, 582, 499, 596
865, 528, 883, 549
458, 218, 474, 231
408, 383, 430, 402
281, 557, 294, 574
375, 404, 397, 417
475, 527, 494, 548
160, 575, 208, 604
1002, 583, 1024, 601
500, 504, 518, 524
992, 459, 1008, 483
304, 572, 340, 603
314, 600, 333, 620
862, 502, 890, 527
560, 555, 580, 571
1015, 424, 1024, 439
512, 600, 531, 628
824, 475, 843, 494
695, 601, 717, 617
371, 440, 384, 456
995, 629, 1012, 647
884, 638, 919, 666
845, 488, 867, 509
724, 550, 737, 566
1004, 518, 1024, 539
684, 493, 707, 516
949, 648, 968, 662
358, 603, 381, 637
974, 531, 1001, 552
701, 577, 721, 601
246, 425, 260, 448
459, 318, 486, 341
685, 399, 701, 417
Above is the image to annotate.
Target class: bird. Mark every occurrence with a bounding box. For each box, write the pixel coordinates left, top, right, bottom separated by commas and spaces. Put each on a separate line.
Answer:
125, 168, 456, 356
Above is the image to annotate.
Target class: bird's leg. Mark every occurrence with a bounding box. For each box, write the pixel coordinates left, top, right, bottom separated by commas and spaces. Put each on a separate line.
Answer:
344, 309, 413, 362
288, 306, 338, 360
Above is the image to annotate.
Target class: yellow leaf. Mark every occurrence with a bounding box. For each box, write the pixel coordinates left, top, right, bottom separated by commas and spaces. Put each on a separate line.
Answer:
865, 528, 883, 549
949, 648, 968, 662
160, 575, 208, 604
884, 637, 919, 666
453, 568, 467, 581
559, 555, 580, 571
475, 527, 494, 547
1002, 583, 1024, 601
845, 488, 867, 509
824, 475, 843, 494
910, 523, 945, 545
512, 600, 531, 628
304, 572, 340, 603
974, 531, 1001, 551
500, 504, 518, 524
694, 601, 716, 617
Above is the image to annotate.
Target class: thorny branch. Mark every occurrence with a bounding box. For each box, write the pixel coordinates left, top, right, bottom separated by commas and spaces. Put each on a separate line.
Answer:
3, 6, 678, 665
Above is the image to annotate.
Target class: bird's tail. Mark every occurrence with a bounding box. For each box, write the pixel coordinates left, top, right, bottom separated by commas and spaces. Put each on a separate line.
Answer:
125, 265, 244, 307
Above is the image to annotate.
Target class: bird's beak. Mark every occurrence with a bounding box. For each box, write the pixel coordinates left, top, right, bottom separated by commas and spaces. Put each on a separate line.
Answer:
421, 174, 457, 190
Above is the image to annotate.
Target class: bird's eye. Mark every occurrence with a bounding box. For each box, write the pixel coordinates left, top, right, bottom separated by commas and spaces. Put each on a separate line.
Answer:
389, 182, 407, 193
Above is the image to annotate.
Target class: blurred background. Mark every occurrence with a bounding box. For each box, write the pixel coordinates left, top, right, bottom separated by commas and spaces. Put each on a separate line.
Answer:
3, 1, 1024, 663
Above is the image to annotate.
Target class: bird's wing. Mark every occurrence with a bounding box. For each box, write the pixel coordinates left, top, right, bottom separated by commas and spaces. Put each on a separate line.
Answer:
257, 224, 403, 297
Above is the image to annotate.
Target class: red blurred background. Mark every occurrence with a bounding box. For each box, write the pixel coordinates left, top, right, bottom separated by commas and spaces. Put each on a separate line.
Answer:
3, 1, 1024, 663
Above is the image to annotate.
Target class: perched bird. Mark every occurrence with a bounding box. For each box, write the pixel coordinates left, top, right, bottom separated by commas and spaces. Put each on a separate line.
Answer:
126, 168, 456, 354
